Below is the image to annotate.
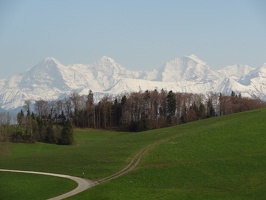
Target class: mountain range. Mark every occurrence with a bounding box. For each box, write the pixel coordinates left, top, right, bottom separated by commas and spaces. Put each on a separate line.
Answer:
0, 54, 265, 111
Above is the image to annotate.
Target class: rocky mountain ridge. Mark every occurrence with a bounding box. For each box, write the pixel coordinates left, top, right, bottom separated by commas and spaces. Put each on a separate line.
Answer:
0, 54, 265, 111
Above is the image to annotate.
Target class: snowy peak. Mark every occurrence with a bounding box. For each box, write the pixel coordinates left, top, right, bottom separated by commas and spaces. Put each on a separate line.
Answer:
92, 56, 126, 73
259, 63, 266, 73
33, 57, 64, 72
0, 54, 266, 111
239, 63, 266, 86
99, 56, 117, 64
219, 64, 256, 80
184, 54, 207, 65
160, 54, 219, 82
30, 57, 64, 73
42, 57, 63, 65
88, 56, 146, 87
19, 57, 67, 90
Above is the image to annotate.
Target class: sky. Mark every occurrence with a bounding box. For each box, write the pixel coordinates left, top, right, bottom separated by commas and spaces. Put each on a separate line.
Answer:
0, 0, 266, 78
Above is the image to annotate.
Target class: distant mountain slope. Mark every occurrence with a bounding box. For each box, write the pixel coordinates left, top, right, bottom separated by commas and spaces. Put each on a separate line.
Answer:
218, 64, 256, 80
0, 55, 265, 111
159, 54, 222, 82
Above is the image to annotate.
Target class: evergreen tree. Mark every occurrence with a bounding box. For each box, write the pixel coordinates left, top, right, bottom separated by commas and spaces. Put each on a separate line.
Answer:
166, 90, 176, 117
17, 109, 24, 126
45, 122, 55, 143
198, 103, 206, 119
86, 90, 95, 128
121, 95, 127, 105
231, 91, 236, 97
207, 99, 216, 118
121, 95, 128, 126
59, 120, 74, 145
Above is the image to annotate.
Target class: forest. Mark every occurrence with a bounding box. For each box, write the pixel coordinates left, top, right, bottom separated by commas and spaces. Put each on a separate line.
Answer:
0, 89, 265, 145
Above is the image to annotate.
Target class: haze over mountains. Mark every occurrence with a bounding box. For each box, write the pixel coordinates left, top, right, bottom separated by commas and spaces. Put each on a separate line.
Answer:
0, 54, 265, 111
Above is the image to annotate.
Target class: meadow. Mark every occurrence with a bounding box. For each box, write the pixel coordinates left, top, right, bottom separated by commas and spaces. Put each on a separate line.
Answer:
0, 128, 175, 179
0, 172, 77, 200
0, 108, 265, 199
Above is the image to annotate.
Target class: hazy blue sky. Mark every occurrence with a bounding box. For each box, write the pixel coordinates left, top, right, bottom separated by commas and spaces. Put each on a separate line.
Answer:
0, 0, 265, 78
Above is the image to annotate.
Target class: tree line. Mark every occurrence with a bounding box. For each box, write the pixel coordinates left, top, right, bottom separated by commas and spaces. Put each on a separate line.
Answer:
69, 90, 264, 131
0, 99, 73, 145
0, 89, 265, 146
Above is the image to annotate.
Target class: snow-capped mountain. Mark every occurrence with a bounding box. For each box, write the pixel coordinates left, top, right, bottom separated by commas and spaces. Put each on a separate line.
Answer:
218, 64, 256, 80
19, 57, 68, 89
0, 55, 265, 111
238, 63, 266, 99
159, 54, 222, 82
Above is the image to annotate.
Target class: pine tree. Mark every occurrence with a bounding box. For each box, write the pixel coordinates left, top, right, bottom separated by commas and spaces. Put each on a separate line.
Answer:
198, 103, 206, 119
166, 90, 176, 117
59, 120, 74, 145
86, 90, 95, 128
207, 99, 215, 118
17, 109, 24, 126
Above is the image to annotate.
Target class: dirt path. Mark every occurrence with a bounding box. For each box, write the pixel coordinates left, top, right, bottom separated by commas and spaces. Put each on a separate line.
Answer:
0, 135, 177, 199
96, 136, 176, 184
0, 169, 97, 200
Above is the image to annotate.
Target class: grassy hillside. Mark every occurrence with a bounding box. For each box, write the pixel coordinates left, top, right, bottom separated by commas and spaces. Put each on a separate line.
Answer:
0, 108, 265, 199
0, 128, 175, 179
69, 108, 266, 199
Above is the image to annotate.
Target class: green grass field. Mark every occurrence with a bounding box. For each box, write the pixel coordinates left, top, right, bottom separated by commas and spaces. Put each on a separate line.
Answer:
0, 172, 77, 200
1, 108, 265, 199
0, 128, 175, 179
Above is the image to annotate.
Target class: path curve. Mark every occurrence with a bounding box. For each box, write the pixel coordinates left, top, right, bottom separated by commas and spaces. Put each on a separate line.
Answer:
0, 134, 179, 199
0, 169, 97, 200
